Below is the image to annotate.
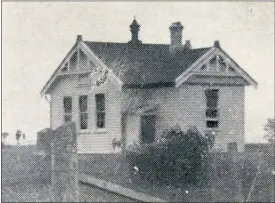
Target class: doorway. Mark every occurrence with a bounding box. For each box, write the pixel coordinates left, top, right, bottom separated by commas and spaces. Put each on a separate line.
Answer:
140, 115, 156, 144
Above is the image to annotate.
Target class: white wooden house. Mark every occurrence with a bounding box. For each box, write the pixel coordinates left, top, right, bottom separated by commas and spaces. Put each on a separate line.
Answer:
41, 20, 257, 153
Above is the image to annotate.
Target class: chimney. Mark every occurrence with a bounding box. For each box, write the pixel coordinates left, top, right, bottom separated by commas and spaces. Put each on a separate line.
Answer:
169, 22, 184, 46
184, 40, 192, 49
76, 35, 82, 42
129, 17, 142, 44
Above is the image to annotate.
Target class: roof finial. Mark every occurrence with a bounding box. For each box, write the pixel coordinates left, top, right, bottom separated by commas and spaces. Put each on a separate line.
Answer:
129, 17, 142, 44
76, 35, 82, 42
214, 40, 220, 48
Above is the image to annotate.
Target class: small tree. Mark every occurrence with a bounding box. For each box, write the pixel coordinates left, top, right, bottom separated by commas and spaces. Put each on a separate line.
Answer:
2, 132, 9, 145
15, 130, 22, 145
264, 118, 275, 144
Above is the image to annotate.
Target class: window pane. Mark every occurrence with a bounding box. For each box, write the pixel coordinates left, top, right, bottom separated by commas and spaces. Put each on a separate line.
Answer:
207, 97, 218, 108
80, 113, 88, 129
64, 115, 72, 123
97, 112, 105, 128
206, 121, 219, 128
206, 90, 218, 97
79, 95, 88, 112
206, 90, 218, 108
63, 97, 72, 113
206, 108, 218, 118
96, 94, 105, 112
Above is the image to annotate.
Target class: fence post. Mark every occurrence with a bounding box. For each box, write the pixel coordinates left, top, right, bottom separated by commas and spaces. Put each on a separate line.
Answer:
51, 122, 79, 202
227, 142, 244, 202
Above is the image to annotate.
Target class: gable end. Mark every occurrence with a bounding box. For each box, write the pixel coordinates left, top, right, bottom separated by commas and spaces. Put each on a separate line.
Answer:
175, 47, 258, 88
40, 39, 123, 96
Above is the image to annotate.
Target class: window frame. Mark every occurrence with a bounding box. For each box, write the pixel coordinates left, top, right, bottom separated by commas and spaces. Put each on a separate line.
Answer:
205, 89, 219, 130
79, 95, 89, 131
206, 120, 219, 128
95, 93, 106, 130
63, 96, 72, 124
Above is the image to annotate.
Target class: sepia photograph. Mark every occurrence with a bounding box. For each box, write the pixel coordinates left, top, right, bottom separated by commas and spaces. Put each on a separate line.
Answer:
1, 1, 274, 202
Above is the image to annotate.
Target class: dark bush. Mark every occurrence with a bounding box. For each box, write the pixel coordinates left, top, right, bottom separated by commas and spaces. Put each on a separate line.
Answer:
36, 128, 52, 153
126, 126, 210, 186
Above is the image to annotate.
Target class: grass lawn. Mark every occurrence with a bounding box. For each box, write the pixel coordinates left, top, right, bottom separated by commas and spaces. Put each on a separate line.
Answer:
2, 181, 51, 202
2, 145, 51, 202
78, 152, 275, 202
78, 153, 214, 202
2, 145, 136, 202
2, 145, 273, 202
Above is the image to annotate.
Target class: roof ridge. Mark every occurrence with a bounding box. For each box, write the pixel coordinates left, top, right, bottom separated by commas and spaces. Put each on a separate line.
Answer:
84, 41, 169, 46
84, 41, 212, 50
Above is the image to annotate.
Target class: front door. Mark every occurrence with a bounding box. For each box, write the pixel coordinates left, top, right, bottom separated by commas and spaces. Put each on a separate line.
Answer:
141, 115, 156, 144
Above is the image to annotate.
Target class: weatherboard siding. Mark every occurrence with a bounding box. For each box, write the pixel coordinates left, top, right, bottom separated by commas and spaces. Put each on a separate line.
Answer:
50, 73, 245, 153
50, 74, 122, 154
123, 84, 245, 152
218, 85, 245, 152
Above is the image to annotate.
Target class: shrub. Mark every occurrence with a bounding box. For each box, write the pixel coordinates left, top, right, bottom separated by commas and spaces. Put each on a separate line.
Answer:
126, 126, 210, 186
36, 128, 52, 153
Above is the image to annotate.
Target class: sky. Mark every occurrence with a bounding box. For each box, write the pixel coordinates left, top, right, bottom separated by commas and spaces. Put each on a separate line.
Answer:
2, 2, 274, 144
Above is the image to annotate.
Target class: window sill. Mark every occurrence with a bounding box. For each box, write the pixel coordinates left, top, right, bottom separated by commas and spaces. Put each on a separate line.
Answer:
94, 128, 108, 133
79, 129, 91, 134
205, 128, 220, 132
206, 117, 219, 120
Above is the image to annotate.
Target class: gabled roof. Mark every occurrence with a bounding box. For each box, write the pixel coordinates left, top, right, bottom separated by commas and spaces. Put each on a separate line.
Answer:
84, 41, 211, 87
41, 38, 257, 95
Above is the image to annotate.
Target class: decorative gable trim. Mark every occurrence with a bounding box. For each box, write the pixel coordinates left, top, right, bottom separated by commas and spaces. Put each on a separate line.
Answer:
40, 43, 78, 96
175, 47, 258, 88
175, 47, 216, 87
40, 40, 123, 96
80, 41, 123, 89
217, 48, 258, 88
79, 42, 108, 70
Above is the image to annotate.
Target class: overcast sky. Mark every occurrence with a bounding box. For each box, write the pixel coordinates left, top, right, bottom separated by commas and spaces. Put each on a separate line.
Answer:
2, 2, 274, 143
